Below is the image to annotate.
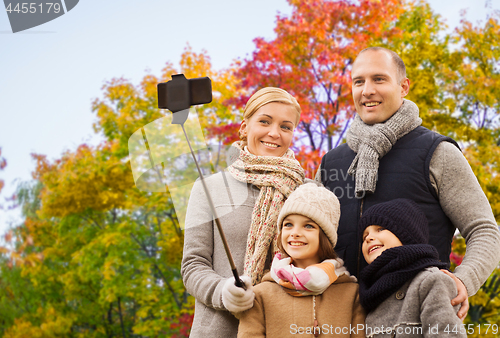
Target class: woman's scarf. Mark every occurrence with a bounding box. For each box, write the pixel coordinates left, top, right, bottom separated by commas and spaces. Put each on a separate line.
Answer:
270, 253, 353, 296
228, 141, 305, 285
346, 99, 422, 197
359, 244, 448, 312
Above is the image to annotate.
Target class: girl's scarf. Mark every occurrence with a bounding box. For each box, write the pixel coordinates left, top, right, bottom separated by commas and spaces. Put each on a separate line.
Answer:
228, 142, 305, 285
270, 253, 353, 296
359, 244, 448, 312
346, 99, 422, 197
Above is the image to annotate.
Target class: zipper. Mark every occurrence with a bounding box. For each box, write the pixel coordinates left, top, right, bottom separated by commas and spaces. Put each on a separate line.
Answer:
313, 295, 319, 337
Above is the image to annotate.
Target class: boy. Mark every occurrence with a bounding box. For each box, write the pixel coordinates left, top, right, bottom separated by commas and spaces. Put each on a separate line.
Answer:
358, 199, 466, 338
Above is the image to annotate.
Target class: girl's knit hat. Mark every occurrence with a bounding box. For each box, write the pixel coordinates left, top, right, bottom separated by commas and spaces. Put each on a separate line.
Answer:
358, 198, 429, 245
277, 183, 340, 247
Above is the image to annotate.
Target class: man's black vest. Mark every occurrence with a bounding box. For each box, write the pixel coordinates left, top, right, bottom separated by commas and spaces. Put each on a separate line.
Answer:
320, 126, 459, 277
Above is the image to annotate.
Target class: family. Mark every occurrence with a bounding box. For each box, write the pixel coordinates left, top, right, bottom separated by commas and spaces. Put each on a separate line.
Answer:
181, 47, 500, 337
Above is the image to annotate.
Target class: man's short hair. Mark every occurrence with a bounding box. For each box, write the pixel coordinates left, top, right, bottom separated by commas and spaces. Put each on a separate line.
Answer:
355, 47, 407, 83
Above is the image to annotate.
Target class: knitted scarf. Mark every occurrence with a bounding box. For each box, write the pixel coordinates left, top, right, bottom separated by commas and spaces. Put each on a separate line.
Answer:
346, 99, 422, 197
227, 142, 305, 285
270, 253, 347, 296
359, 244, 448, 313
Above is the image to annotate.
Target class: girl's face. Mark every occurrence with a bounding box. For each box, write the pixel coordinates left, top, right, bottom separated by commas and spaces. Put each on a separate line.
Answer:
239, 102, 296, 157
281, 214, 321, 269
362, 225, 403, 264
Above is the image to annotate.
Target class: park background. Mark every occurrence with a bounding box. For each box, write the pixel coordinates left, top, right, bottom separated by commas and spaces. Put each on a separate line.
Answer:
1, 0, 500, 336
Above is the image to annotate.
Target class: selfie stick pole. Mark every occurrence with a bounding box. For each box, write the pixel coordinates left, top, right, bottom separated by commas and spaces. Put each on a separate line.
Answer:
172, 109, 245, 289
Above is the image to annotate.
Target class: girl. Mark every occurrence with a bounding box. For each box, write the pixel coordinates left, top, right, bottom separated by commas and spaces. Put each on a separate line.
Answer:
238, 183, 365, 338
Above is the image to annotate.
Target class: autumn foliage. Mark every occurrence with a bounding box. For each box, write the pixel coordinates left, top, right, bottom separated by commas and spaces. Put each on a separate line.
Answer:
0, 148, 5, 195
235, 0, 407, 176
1, 0, 500, 336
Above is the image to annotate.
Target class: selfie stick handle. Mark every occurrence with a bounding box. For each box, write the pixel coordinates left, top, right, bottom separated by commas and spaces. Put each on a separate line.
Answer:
180, 124, 246, 290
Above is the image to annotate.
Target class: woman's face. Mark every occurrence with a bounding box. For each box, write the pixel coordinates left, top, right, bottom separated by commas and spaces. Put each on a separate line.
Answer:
239, 102, 297, 157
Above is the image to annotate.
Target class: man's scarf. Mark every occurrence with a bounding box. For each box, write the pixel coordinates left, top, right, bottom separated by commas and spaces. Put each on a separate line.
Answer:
346, 99, 422, 197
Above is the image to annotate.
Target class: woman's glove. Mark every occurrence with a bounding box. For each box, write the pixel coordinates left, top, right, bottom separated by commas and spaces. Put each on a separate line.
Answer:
221, 275, 255, 313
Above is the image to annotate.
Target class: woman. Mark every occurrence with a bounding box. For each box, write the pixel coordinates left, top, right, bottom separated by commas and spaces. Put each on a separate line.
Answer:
181, 87, 305, 337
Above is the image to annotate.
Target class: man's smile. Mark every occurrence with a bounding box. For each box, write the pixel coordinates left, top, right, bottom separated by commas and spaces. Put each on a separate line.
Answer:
363, 101, 381, 107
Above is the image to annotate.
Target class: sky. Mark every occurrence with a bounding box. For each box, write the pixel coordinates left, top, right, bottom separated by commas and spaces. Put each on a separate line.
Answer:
0, 0, 499, 235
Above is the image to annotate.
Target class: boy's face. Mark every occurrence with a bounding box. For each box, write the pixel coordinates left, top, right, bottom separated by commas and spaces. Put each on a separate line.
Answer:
281, 214, 320, 269
362, 225, 403, 264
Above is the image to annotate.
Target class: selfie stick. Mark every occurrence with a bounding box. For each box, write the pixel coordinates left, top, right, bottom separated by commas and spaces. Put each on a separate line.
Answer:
158, 75, 245, 289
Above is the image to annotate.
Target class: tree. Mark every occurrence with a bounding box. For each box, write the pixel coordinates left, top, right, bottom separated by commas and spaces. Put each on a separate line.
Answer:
451, 236, 500, 338
0, 147, 5, 195
446, 13, 500, 336
235, 0, 409, 176
380, 0, 450, 120
234, 0, 498, 181
0, 46, 240, 337
442, 12, 500, 221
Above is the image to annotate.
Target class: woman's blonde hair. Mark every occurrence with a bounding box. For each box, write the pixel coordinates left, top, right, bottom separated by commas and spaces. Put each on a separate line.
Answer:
239, 87, 301, 144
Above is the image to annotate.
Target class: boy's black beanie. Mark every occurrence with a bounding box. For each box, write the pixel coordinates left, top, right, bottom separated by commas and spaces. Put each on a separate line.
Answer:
358, 198, 429, 245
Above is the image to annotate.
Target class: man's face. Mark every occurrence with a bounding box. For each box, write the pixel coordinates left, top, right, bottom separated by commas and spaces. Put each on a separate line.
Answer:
351, 50, 410, 125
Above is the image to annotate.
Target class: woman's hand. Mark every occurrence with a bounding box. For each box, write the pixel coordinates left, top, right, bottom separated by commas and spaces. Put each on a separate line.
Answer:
440, 269, 469, 320
222, 275, 255, 313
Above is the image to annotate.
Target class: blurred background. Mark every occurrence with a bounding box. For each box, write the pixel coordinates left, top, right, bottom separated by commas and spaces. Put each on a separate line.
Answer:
1, 0, 499, 336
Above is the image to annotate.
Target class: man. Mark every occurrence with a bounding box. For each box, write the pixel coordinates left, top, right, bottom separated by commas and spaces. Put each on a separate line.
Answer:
316, 47, 500, 319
